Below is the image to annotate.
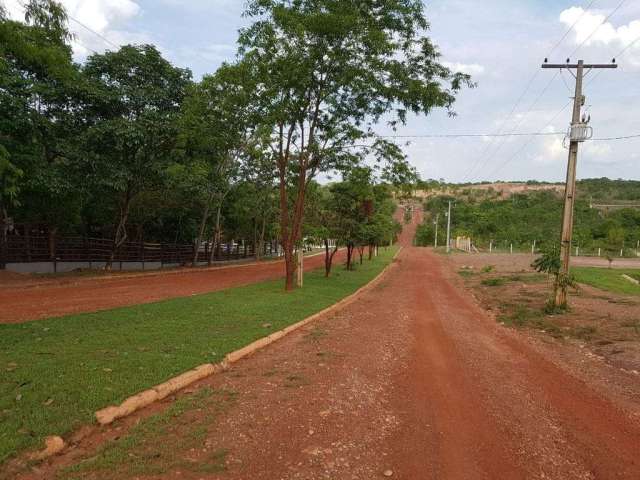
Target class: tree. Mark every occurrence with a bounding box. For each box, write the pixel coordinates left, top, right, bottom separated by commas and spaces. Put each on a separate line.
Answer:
175, 65, 252, 265
80, 45, 192, 268
304, 182, 341, 277
237, 0, 472, 290
0, 0, 80, 230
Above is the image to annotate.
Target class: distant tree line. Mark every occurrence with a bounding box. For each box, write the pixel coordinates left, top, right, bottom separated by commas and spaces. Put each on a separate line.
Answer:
1, 0, 472, 288
417, 190, 640, 255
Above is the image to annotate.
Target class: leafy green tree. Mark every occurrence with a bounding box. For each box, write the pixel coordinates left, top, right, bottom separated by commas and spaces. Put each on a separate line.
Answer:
80, 45, 192, 268
0, 0, 80, 229
175, 65, 254, 265
237, 0, 472, 289
606, 226, 625, 250
304, 182, 343, 276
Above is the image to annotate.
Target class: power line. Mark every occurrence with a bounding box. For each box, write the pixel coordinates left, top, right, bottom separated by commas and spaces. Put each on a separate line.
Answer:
585, 30, 640, 88
376, 131, 640, 141
67, 16, 119, 50
459, 0, 599, 183
379, 132, 564, 139
591, 133, 640, 141
465, 71, 561, 182
568, 0, 627, 57
15, 0, 100, 54
476, 0, 629, 182
483, 100, 573, 180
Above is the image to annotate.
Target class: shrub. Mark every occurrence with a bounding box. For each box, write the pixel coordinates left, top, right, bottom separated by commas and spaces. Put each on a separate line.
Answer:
481, 278, 506, 287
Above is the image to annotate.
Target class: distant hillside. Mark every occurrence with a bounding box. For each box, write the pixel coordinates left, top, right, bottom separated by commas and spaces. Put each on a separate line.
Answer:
415, 178, 640, 204
415, 178, 640, 254
414, 182, 564, 201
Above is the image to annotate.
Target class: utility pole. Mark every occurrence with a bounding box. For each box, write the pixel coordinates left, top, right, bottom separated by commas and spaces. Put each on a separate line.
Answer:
434, 214, 440, 248
541, 58, 616, 307
445, 201, 452, 253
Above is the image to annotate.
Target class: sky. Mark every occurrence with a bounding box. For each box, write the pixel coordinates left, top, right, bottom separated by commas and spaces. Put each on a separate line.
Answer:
4, 0, 640, 183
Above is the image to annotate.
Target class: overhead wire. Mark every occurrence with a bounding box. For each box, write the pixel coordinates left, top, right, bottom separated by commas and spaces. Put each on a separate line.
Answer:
458, 0, 599, 183
482, 0, 632, 181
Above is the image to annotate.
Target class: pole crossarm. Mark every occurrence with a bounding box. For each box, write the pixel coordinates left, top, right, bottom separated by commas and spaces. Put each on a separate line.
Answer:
541, 63, 618, 69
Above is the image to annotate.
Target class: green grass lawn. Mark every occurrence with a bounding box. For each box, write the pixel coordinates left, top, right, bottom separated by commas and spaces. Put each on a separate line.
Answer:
573, 267, 640, 296
0, 247, 397, 464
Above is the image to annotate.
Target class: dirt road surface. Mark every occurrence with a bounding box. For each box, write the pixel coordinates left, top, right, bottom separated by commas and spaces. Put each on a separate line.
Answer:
0, 251, 346, 324
12, 209, 640, 479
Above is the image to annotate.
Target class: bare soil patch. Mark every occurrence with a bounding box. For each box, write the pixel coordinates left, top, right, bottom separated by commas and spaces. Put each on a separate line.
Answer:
447, 252, 640, 374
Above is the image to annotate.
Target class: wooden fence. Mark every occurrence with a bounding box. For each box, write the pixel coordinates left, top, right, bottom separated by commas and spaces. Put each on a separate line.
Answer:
0, 231, 278, 270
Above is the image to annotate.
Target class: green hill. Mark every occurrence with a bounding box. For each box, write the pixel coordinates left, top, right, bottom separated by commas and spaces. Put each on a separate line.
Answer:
416, 178, 640, 255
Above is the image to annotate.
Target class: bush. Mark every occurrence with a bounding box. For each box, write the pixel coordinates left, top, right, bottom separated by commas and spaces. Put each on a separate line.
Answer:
481, 278, 506, 287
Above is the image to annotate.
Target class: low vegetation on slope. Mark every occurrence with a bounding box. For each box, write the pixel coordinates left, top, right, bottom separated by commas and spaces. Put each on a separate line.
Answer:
416, 182, 640, 254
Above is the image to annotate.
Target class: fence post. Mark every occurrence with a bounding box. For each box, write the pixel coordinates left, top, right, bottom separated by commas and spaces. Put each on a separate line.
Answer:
24, 225, 31, 262
48, 228, 57, 273
0, 225, 6, 270
296, 249, 304, 287
510, 243, 513, 255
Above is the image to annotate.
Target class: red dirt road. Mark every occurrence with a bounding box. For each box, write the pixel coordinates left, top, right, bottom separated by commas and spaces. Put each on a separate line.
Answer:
0, 251, 346, 324
12, 208, 640, 479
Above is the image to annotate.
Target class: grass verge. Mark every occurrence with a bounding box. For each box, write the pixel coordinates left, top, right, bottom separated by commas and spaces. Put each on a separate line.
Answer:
573, 267, 640, 296
0, 246, 397, 464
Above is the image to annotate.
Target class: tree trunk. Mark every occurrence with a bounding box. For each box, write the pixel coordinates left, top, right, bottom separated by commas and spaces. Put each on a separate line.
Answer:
208, 203, 223, 267
368, 244, 373, 260
256, 217, 266, 261
192, 194, 213, 267
279, 166, 307, 291
324, 239, 339, 277
106, 191, 133, 270
346, 242, 354, 271
0, 205, 8, 269
358, 245, 364, 265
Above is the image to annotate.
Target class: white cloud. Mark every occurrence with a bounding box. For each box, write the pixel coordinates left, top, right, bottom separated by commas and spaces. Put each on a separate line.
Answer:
442, 61, 486, 76
4, 0, 145, 58
559, 7, 640, 66
535, 136, 565, 165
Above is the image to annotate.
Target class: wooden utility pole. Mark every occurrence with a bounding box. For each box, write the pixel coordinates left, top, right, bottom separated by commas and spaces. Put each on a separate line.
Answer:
445, 201, 452, 253
542, 59, 617, 306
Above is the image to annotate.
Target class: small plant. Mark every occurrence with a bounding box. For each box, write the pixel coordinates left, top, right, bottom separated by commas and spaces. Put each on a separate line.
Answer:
481, 278, 506, 287
532, 243, 560, 277
606, 254, 614, 269
458, 270, 475, 278
544, 298, 569, 315
481, 265, 495, 273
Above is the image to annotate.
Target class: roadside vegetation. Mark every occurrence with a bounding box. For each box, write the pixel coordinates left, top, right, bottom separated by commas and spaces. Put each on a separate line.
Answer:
0, 247, 397, 463
1, 0, 470, 289
415, 187, 640, 255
